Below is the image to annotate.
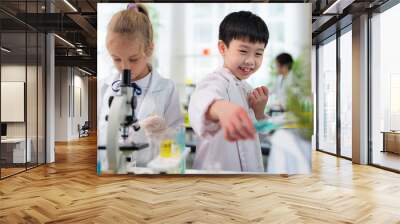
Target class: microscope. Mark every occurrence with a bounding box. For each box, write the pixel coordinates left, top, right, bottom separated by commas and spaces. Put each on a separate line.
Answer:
102, 69, 149, 174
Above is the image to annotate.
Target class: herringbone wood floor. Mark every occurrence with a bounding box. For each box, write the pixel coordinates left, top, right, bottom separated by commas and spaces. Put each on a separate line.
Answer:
1, 134, 400, 224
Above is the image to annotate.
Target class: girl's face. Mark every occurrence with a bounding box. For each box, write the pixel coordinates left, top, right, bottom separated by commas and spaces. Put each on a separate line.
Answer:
106, 32, 153, 81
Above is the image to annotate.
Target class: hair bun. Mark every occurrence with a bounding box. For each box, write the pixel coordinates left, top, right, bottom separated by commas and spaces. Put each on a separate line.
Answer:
127, 3, 149, 17
127, 3, 137, 10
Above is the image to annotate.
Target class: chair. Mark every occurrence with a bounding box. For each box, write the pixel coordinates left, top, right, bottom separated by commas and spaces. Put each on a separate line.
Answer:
78, 121, 90, 138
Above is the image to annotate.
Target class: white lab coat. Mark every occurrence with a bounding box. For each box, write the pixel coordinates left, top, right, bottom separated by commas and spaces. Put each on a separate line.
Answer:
269, 73, 292, 111
267, 129, 311, 174
188, 67, 264, 172
98, 68, 183, 169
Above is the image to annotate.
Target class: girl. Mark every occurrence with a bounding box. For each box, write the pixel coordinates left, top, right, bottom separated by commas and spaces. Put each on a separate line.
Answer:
98, 3, 183, 171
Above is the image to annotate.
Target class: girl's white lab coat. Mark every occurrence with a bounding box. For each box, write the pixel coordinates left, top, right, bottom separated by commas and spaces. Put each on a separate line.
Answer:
188, 67, 264, 172
98, 69, 183, 168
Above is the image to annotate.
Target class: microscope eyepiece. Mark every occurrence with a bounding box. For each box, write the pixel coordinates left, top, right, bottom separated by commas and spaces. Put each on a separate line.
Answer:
121, 69, 131, 87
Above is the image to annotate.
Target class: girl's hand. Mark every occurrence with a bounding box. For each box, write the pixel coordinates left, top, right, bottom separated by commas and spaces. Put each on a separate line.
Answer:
208, 100, 256, 142
248, 86, 268, 120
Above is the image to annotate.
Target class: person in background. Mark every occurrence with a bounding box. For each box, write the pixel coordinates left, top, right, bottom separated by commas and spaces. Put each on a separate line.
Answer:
268, 53, 293, 114
267, 52, 311, 174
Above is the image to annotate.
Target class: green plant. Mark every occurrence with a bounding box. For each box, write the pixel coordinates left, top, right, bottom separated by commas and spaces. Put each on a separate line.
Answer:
285, 50, 313, 140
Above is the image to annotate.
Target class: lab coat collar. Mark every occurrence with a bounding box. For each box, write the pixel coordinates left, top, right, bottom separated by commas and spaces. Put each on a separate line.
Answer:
146, 69, 164, 92
132, 70, 152, 90
217, 66, 248, 86
105, 67, 164, 93
280, 71, 293, 80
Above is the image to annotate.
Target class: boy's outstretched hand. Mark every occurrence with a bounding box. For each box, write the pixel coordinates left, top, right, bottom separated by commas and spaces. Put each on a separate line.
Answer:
248, 86, 269, 120
207, 100, 256, 142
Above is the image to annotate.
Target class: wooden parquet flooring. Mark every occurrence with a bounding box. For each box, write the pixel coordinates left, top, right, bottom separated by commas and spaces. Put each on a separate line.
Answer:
1, 167, 26, 178
1, 134, 400, 223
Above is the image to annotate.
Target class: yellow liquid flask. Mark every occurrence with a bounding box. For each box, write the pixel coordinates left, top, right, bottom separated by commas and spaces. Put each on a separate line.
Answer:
160, 139, 172, 158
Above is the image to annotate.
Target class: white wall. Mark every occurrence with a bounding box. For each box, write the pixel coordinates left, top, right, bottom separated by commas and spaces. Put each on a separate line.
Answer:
55, 67, 89, 141
55, 66, 68, 141
1, 65, 26, 141
1, 66, 25, 128
1, 64, 46, 164
1, 65, 38, 138
73, 73, 89, 138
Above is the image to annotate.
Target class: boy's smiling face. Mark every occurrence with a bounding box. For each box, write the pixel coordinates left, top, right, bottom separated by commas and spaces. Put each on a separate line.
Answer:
218, 38, 265, 80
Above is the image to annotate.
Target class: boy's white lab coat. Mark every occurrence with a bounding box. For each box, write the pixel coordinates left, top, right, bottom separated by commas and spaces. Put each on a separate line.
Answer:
189, 67, 264, 172
98, 69, 183, 169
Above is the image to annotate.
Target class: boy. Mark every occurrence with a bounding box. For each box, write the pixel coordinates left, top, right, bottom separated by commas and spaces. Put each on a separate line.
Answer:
188, 11, 270, 172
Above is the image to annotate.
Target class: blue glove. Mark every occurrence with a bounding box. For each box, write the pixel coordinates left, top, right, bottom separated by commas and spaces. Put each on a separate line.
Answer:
253, 120, 280, 133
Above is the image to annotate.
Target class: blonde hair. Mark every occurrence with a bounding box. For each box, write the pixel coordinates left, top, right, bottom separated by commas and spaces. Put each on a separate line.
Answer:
107, 4, 153, 55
